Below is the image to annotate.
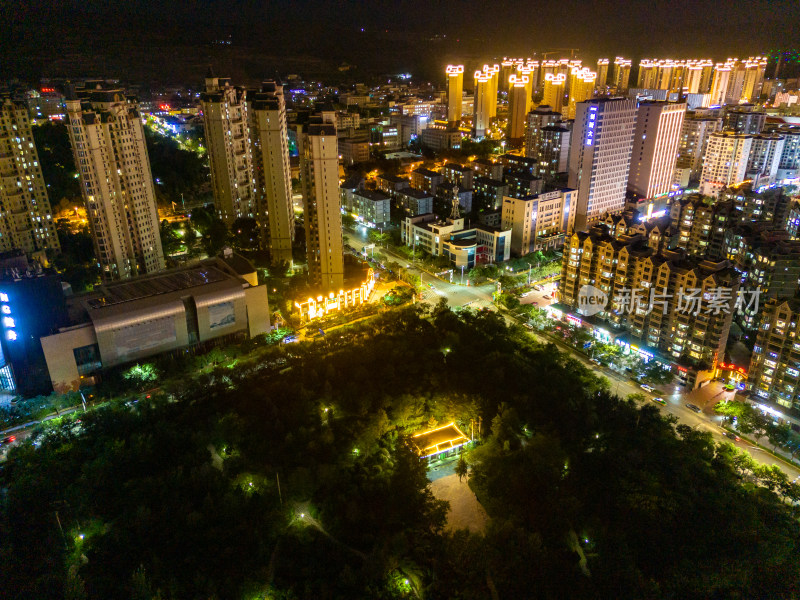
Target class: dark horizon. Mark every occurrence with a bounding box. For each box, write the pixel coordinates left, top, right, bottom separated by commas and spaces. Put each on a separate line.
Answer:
2, 0, 800, 86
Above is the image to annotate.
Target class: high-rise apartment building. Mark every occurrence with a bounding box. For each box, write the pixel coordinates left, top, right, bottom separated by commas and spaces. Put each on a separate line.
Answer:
746, 134, 786, 188
0, 95, 59, 255
627, 101, 686, 199
748, 298, 800, 417
501, 188, 577, 254
482, 64, 499, 119
66, 89, 164, 280
541, 73, 567, 113
709, 63, 733, 106
741, 57, 768, 103
524, 105, 562, 158
201, 75, 256, 225
446, 65, 464, 127
566, 68, 596, 120
699, 131, 753, 197
297, 115, 343, 292
673, 113, 722, 186
247, 80, 295, 263
568, 98, 638, 229
533, 125, 572, 181
596, 59, 609, 91
473, 71, 493, 138
612, 57, 632, 91
506, 74, 530, 147
723, 106, 766, 134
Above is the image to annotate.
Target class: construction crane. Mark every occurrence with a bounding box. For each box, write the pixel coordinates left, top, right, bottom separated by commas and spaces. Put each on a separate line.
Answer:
538, 48, 581, 59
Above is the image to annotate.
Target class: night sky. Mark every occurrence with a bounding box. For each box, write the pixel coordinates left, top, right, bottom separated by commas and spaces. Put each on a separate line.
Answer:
3, 0, 799, 84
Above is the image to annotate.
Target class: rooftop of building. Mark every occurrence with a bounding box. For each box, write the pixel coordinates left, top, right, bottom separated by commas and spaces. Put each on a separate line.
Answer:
354, 188, 391, 201
398, 187, 433, 199
443, 163, 472, 173
473, 176, 505, 187
66, 255, 256, 327
410, 423, 470, 457
413, 167, 442, 178
377, 173, 409, 183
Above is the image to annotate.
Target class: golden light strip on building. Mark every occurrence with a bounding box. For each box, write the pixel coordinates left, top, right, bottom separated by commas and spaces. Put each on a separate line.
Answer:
294, 268, 376, 321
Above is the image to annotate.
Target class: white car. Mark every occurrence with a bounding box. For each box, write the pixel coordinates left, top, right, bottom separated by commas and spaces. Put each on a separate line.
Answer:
640, 384, 655, 393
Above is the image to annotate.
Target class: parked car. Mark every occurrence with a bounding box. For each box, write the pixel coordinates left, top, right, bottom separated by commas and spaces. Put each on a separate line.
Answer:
685, 403, 702, 413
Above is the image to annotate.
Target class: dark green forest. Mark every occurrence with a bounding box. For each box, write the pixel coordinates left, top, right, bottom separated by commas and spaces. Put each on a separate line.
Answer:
2, 305, 799, 599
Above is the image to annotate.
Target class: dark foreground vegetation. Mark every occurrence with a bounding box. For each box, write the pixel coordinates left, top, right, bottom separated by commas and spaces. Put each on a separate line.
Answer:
2, 303, 799, 599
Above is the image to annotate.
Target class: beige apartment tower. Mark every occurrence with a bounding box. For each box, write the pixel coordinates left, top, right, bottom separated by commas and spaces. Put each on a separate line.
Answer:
247, 80, 295, 263
201, 75, 256, 225
446, 65, 464, 126
506, 74, 530, 147
473, 71, 493, 138
542, 73, 566, 113
612, 57, 632, 91
66, 89, 164, 281
627, 101, 686, 199
0, 95, 60, 256
298, 117, 343, 292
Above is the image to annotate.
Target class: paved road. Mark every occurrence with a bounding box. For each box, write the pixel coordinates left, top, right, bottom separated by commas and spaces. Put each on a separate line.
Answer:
345, 225, 496, 310
520, 322, 800, 481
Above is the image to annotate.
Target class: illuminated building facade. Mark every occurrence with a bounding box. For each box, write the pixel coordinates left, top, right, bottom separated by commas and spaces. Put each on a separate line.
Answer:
501, 188, 577, 255
748, 298, 800, 421
201, 75, 256, 225
446, 65, 464, 126
298, 116, 344, 292
567, 98, 638, 229
627, 101, 686, 199
0, 95, 60, 256
699, 131, 753, 197
596, 59, 609, 90
247, 80, 295, 263
542, 73, 566, 113
612, 57, 632, 91
506, 74, 530, 146
473, 71, 492, 138
673, 113, 722, 186
567, 68, 596, 120
66, 89, 164, 281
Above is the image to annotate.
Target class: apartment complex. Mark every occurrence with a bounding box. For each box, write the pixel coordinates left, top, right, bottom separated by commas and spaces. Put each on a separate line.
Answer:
202, 76, 296, 261
0, 95, 60, 256
66, 88, 164, 280
560, 222, 739, 379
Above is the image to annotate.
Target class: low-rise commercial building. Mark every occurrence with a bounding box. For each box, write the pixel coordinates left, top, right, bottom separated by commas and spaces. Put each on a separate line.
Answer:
40, 253, 270, 393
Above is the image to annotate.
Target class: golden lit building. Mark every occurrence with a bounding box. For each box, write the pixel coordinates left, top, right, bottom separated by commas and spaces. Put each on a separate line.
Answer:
567, 68, 596, 119
542, 73, 567, 113
506, 74, 530, 146
612, 57, 632, 91
473, 70, 493, 138
298, 115, 344, 292
446, 65, 464, 126
596, 58, 609, 91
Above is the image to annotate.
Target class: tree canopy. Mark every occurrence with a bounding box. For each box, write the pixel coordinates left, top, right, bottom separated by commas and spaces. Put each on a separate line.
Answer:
2, 306, 799, 599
